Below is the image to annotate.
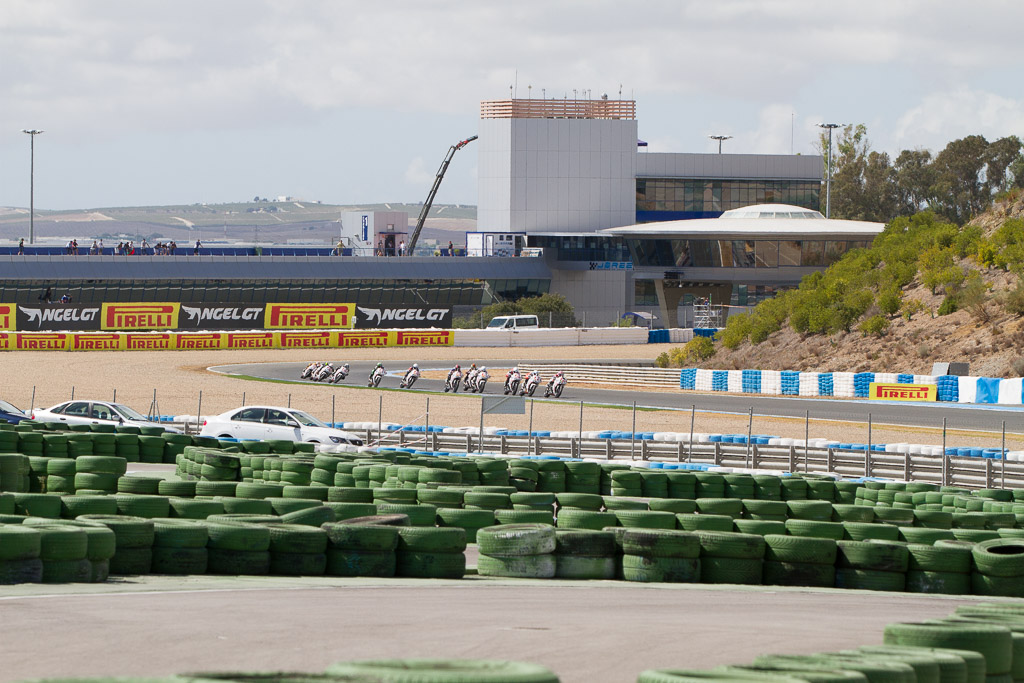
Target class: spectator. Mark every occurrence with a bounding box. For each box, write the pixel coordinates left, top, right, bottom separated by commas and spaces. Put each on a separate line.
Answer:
376, 239, 383, 256
398, 240, 405, 257
448, 240, 454, 256
98, 238, 104, 254
73, 239, 79, 255
60, 293, 70, 304
90, 240, 98, 255
169, 240, 176, 254
17, 238, 24, 255
39, 286, 52, 303
115, 242, 123, 255
335, 239, 344, 256
194, 239, 201, 255
66, 239, 74, 255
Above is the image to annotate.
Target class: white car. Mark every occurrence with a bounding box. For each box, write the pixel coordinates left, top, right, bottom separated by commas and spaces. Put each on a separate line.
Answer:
200, 405, 364, 446
33, 400, 181, 433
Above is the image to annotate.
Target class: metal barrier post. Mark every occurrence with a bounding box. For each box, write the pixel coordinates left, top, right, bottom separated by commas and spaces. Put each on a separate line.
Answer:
331, 395, 335, 426
688, 405, 695, 463
714, 442, 721, 466
425, 397, 430, 436
242, 392, 245, 406
641, 439, 649, 461
751, 443, 759, 468
377, 395, 382, 437
71, 386, 75, 400
1002, 421, 1007, 489
677, 441, 684, 463
30, 386, 36, 414
113, 389, 117, 403
500, 434, 508, 455
788, 446, 796, 472
986, 458, 994, 489
196, 391, 202, 432
528, 400, 534, 456
631, 401, 637, 461
826, 447, 834, 472
605, 439, 612, 460
578, 401, 583, 442
865, 413, 872, 478
942, 418, 948, 486
746, 407, 753, 467
904, 451, 911, 481
804, 410, 810, 472
288, 393, 291, 408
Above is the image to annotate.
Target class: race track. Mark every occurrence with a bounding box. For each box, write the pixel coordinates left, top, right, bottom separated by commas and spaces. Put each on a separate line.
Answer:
210, 360, 1024, 432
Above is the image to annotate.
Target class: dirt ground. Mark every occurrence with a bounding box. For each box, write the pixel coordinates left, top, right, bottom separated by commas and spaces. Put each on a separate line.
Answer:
3, 343, 1021, 450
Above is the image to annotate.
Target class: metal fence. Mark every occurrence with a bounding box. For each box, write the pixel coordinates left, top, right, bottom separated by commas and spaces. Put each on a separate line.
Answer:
518, 363, 680, 387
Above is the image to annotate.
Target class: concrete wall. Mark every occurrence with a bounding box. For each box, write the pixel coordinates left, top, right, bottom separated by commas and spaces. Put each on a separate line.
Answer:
549, 267, 631, 327
636, 153, 822, 180
478, 117, 637, 233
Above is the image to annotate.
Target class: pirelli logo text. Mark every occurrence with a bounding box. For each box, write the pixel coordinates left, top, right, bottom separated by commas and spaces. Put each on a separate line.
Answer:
395, 330, 453, 346
337, 331, 391, 347
0, 333, 12, 351
125, 334, 174, 351
71, 334, 123, 351
0, 304, 15, 331
226, 332, 276, 349
265, 304, 355, 330
175, 333, 224, 350
279, 332, 333, 348
102, 303, 180, 331
869, 382, 937, 402
16, 333, 68, 351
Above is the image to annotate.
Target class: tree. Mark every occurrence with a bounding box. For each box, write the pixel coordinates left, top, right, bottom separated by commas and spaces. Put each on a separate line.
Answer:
929, 135, 1023, 224
819, 124, 897, 222
893, 149, 935, 215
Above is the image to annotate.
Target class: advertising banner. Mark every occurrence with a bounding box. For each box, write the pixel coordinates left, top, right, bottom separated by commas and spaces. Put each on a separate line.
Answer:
868, 382, 937, 402
15, 332, 69, 351
101, 303, 180, 331
395, 330, 454, 346
0, 332, 12, 351
125, 333, 175, 351
278, 331, 335, 348
174, 332, 225, 351
353, 306, 452, 329
14, 304, 101, 331
70, 333, 124, 351
0, 304, 16, 330
225, 332, 277, 350
265, 304, 355, 330
337, 330, 393, 347
179, 304, 265, 330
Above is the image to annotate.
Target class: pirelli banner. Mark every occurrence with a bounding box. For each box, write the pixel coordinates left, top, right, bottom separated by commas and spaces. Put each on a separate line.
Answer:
0, 330, 453, 352
0, 303, 452, 332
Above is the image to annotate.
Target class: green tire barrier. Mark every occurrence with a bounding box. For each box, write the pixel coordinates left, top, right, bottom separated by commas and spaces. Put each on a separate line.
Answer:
279, 505, 335, 527
207, 548, 270, 575
622, 529, 700, 559
395, 550, 467, 579
836, 541, 909, 572
326, 548, 396, 577
151, 546, 209, 575
477, 524, 555, 556
168, 498, 225, 519
322, 523, 400, 552
555, 508, 617, 530
477, 553, 556, 579
495, 509, 554, 525
734, 519, 788, 536
677, 514, 734, 532
764, 534, 837, 565
907, 543, 972, 573
61, 494, 119, 518
883, 622, 1013, 675
785, 519, 846, 540
324, 658, 560, 682
622, 554, 700, 583
858, 645, 970, 683
433, 507, 495, 542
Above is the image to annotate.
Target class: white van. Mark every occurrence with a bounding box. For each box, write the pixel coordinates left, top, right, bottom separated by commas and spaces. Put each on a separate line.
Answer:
486, 314, 540, 330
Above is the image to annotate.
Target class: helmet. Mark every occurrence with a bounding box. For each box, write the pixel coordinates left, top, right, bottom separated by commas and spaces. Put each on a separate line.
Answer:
376, 362, 383, 368
455, 364, 460, 370
412, 363, 419, 369
480, 366, 487, 372
343, 363, 349, 368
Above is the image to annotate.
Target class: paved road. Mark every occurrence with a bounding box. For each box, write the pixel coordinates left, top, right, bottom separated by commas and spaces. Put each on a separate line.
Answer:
212, 360, 1024, 433
0, 575, 975, 683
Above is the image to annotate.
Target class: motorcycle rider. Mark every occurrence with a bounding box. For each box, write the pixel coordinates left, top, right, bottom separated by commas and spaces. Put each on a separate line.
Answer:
402, 363, 421, 388
464, 363, 478, 390
546, 370, 566, 396
445, 364, 462, 392
520, 368, 541, 396
369, 362, 385, 384
475, 366, 489, 392
330, 362, 350, 383
301, 361, 319, 379
504, 365, 521, 394
315, 361, 334, 381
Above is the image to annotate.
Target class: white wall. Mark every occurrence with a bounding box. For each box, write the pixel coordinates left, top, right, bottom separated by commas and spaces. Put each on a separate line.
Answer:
339, 211, 408, 254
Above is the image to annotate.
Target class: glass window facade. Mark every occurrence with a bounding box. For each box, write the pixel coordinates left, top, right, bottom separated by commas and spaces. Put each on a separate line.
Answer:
636, 178, 820, 218
0, 279, 549, 306
527, 235, 630, 262
626, 239, 871, 268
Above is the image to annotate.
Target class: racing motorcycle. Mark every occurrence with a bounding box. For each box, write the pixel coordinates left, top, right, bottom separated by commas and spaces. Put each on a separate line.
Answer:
462, 367, 478, 392
444, 366, 463, 393
400, 365, 421, 389
503, 367, 521, 395
544, 372, 567, 398
368, 364, 385, 388
301, 362, 320, 379
313, 362, 334, 382
472, 367, 489, 394
520, 370, 541, 397
329, 363, 350, 383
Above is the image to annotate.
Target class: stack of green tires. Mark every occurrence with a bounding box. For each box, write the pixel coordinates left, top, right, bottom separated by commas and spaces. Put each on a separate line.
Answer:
610, 470, 643, 497
835, 540, 909, 591
12, 492, 61, 518
464, 491, 511, 512
24, 518, 115, 582
137, 435, 165, 463
325, 658, 560, 682
696, 530, 765, 584
762, 534, 837, 587
206, 521, 271, 575
416, 488, 463, 510
640, 471, 668, 498
322, 522, 399, 577
375, 502, 437, 526
695, 472, 725, 498
553, 528, 616, 579
45, 457, 76, 494
395, 526, 466, 578
90, 431, 117, 455
477, 524, 556, 578
60, 493, 118, 518
266, 523, 327, 575
599, 463, 630, 495
29, 522, 92, 583
0, 524, 43, 583
475, 458, 510, 487
667, 471, 696, 499
74, 455, 126, 494
902, 540, 972, 594
724, 474, 755, 499
508, 458, 540, 492
780, 477, 808, 500
754, 474, 783, 500
970, 538, 1024, 597
0, 427, 18, 454
115, 432, 140, 462
81, 514, 155, 575
151, 519, 209, 574
565, 460, 601, 494
883, 621, 1013, 679
511, 492, 555, 514
162, 432, 192, 464
17, 432, 44, 459
621, 529, 700, 583
536, 460, 566, 493
437, 507, 495, 542
0, 453, 30, 493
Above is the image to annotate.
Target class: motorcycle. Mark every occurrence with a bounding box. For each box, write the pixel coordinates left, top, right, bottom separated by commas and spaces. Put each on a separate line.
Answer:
444, 368, 462, 393
329, 364, 350, 383
544, 373, 567, 398
400, 367, 420, 389
503, 369, 521, 395
301, 362, 320, 379
473, 371, 489, 394
462, 369, 478, 392
368, 366, 385, 388
520, 372, 540, 397
314, 363, 334, 382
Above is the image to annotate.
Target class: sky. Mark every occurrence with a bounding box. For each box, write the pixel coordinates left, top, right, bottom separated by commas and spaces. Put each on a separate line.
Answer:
2, 0, 1023, 211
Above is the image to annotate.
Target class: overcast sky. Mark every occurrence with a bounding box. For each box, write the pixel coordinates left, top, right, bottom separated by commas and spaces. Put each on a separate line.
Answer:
2, 0, 1023, 211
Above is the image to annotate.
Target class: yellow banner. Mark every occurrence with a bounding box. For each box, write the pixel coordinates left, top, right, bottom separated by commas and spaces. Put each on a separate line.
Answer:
124, 333, 175, 351
395, 330, 454, 347
15, 332, 70, 351
265, 303, 355, 330
225, 332, 277, 350
0, 303, 15, 331
278, 331, 335, 349
174, 332, 225, 350
0, 332, 12, 351
101, 303, 180, 330
337, 330, 393, 348
70, 333, 124, 351
869, 382, 937, 401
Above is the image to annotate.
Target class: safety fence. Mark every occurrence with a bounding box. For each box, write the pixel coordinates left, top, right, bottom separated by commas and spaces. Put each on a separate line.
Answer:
679, 368, 1024, 406
519, 363, 681, 387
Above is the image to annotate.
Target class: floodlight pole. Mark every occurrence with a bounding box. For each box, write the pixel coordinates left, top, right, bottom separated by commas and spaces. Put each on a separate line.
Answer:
22, 129, 44, 244
709, 135, 732, 154
817, 123, 842, 218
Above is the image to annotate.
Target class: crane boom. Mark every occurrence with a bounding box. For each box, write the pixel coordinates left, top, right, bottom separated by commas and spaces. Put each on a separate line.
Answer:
406, 135, 477, 255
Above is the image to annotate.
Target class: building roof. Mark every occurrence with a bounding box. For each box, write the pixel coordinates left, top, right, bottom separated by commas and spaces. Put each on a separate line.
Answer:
603, 204, 885, 239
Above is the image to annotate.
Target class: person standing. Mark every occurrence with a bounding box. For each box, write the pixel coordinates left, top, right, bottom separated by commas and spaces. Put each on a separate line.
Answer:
17, 238, 24, 255
398, 240, 405, 257
448, 240, 454, 256
98, 238, 104, 254
194, 239, 201, 256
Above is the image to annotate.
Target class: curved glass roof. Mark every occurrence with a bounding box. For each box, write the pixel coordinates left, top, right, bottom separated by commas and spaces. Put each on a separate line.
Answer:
720, 204, 824, 219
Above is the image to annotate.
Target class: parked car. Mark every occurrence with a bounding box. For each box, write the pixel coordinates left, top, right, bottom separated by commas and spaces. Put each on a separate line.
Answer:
199, 405, 363, 446
486, 314, 539, 330
31, 400, 181, 433
0, 399, 31, 424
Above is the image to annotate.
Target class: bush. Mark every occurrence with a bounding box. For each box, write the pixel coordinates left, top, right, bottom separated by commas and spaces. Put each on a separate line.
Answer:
938, 295, 959, 316
859, 314, 890, 337
661, 337, 717, 367
878, 287, 902, 316
654, 352, 671, 368
900, 299, 928, 321
719, 313, 752, 349
1005, 282, 1024, 317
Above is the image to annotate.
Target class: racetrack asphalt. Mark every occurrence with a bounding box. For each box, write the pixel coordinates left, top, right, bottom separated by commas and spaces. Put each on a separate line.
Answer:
212, 360, 1024, 433
0, 575, 980, 683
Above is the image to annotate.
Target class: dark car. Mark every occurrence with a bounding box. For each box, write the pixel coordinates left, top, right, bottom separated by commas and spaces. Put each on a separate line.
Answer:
0, 399, 30, 424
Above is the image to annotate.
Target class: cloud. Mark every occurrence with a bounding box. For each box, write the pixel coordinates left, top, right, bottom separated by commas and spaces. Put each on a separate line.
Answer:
404, 157, 433, 186
892, 89, 1024, 152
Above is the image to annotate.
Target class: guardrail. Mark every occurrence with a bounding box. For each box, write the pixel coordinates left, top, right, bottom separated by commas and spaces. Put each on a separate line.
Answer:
356, 428, 1023, 490
518, 363, 680, 387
